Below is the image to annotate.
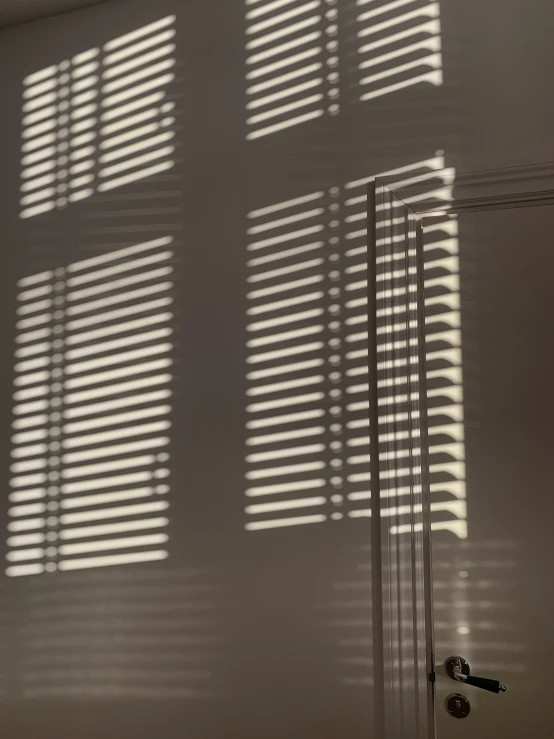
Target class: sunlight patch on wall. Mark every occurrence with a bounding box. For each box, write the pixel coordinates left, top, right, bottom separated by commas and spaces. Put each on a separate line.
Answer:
343, 153, 467, 539
20, 16, 177, 219
244, 191, 332, 530
6, 237, 175, 576
356, 0, 442, 102
244, 155, 467, 538
245, 0, 340, 139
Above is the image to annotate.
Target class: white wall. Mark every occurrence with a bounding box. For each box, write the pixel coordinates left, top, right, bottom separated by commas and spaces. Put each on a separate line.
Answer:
0, 1, 552, 737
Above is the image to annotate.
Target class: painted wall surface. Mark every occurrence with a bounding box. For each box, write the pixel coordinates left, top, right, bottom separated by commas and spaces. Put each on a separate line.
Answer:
0, 1, 552, 737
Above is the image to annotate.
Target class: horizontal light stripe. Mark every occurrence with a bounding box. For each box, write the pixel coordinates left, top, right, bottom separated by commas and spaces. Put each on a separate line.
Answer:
15, 341, 52, 359
9, 502, 46, 517
65, 394, 171, 422
6, 547, 44, 562
247, 31, 322, 66
247, 324, 323, 347
63, 437, 168, 463
247, 62, 322, 95
24, 66, 57, 86
102, 74, 175, 110
64, 358, 172, 390
19, 187, 56, 208
61, 471, 151, 494
246, 109, 324, 140
98, 160, 174, 191
102, 59, 175, 94
72, 75, 99, 93
7, 517, 46, 532
246, 426, 324, 446
247, 375, 323, 397
60, 513, 168, 534
61, 455, 156, 479
246, 408, 324, 428
246, 514, 326, 530
99, 145, 174, 178
60, 487, 153, 509
7, 532, 46, 547
247, 392, 323, 413
9, 489, 47, 503
247, 357, 323, 380
66, 282, 172, 317
6, 563, 45, 576
21, 132, 56, 153
247, 94, 323, 125
360, 70, 442, 101
66, 376, 171, 404
23, 78, 56, 100
247, 78, 322, 110
246, 0, 297, 17
104, 16, 176, 52
247, 275, 324, 300
72, 61, 99, 79
247, 443, 324, 463
246, 16, 320, 51
11, 442, 48, 459
60, 533, 168, 556
59, 550, 168, 571
66, 327, 171, 361
246, 496, 326, 514
66, 343, 172, 377
100, 131, 175, 164
103, 43, 176, 80
247, 291, 323, 316
64, 405, 171, 435
73, 48, 100, 64
11, 414, 48, 430
358, 4, 439, 39
100, 91, 165, 122
247, 308, 323, 332
68, 253, 172, 289
246, 461, 325, 479
67, 266, 172, 302
247, 243, 323, 268
246, 479, 325, 497
247, 1, 320, 35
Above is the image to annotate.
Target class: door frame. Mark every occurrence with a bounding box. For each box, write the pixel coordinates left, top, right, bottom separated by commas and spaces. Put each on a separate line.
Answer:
368, 162, 554, 738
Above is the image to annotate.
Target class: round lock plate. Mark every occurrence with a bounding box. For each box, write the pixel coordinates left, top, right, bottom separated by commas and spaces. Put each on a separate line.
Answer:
445, 693, 471, 719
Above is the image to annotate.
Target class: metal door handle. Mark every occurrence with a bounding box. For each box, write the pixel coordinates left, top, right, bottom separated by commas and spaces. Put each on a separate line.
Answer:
445, 656, 507, 694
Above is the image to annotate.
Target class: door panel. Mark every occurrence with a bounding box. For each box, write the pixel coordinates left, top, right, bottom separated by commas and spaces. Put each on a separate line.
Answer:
432, 205, 554, 736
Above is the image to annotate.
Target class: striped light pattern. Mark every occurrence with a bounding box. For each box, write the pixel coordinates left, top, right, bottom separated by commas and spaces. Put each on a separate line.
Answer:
245, 191, 333, 530
343, 155, 467, 538
356, 0, 443, 102
20, 49, 100, 220
245, 155, 467, 537
245, 0, 340, 140
6, 237, 175, 577
20, 16, 177, 219
99, 15, 177, 192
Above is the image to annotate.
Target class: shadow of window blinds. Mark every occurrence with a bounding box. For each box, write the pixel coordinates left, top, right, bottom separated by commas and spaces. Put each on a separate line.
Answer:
20, 15, 177, 219
7, 237, 175, 577
244, 153, 467, 538
245, 0, 340, 139
356, 0, 443, 101
244, 0, 444, 139
2, 564, 233, 700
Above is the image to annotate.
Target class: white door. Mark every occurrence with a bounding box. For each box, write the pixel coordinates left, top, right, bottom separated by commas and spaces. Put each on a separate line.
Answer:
431, 202, 554, 735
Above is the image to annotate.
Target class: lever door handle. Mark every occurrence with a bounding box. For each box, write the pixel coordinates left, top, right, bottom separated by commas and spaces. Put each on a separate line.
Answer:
463, 675, 507, 693
445, 656, 507, 694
